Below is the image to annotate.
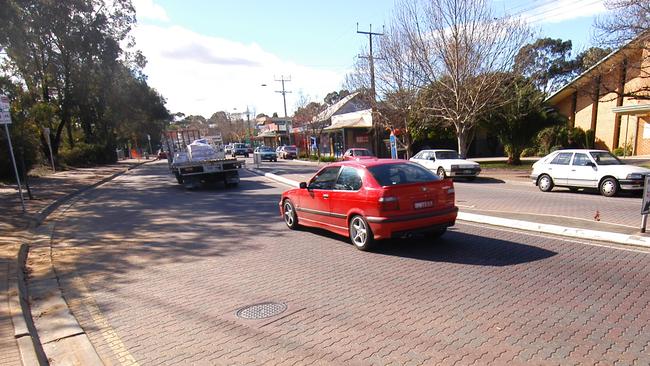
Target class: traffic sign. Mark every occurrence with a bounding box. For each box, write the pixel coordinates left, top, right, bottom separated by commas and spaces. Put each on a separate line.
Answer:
0, 95, 11, 124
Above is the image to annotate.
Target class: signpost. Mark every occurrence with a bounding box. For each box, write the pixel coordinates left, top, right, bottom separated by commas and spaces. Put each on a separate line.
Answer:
389, 133, 397, 159
0, 95, 25, 212
641, 176, 650, 233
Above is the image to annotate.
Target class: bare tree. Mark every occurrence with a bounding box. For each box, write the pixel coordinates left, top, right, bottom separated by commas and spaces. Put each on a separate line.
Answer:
373, 21, 422, 158
595, 0, 650, 47
395, 0, 531, 157
592, 0, 650, 101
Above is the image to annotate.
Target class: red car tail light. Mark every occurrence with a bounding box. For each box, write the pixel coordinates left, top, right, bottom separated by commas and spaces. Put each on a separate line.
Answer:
379, 196, 400, 211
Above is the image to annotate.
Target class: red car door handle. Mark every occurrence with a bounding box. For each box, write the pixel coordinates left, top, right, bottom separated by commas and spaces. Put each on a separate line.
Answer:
323, 194, 329, 199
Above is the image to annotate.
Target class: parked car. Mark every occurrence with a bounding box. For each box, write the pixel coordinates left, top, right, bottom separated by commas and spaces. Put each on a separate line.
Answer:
343, 148, 375, 161
224, 144, 233, 155
531, 149, 650, 197
246, 144, 254, 154
279, 160, 457, 251
255, 146, 278, 162
157, 149, 167, 159
231, 143, 249, 157
409, 149, 481, 180
278, 145, 298, 159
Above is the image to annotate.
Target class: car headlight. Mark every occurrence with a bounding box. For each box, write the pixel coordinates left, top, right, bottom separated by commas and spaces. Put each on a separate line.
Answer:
626, 173, 644, 180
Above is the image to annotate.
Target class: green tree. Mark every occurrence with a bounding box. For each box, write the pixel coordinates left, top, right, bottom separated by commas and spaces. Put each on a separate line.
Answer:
514, 38, 574, 94
483, 75, 561, 164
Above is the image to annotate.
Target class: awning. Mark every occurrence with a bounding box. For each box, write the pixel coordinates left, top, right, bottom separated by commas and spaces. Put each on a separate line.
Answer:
323, 109, 373, 132
612, 104, 650, 116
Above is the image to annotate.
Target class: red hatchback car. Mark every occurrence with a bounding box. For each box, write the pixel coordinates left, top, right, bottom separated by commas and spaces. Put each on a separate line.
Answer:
279, 159, 457, 251
343, 148, 375, 161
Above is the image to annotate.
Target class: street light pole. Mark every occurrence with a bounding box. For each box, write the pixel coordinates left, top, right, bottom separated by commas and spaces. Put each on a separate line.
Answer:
274, 75, 292, 118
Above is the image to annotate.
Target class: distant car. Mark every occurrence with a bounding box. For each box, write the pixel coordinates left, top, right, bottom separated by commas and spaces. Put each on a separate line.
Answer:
531, 149, 650, 197
278, 145, 298, 159
343, 148, 375, 161
410, 149, 481, 180
255, 146, 277, 162
246, 144, 254, 154
232, 143, 249, 157
224, 144, 233, 155
279, 159, 457, 251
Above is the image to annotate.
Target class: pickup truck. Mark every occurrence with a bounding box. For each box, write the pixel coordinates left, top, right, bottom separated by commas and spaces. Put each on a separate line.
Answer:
164, 131, 244, 189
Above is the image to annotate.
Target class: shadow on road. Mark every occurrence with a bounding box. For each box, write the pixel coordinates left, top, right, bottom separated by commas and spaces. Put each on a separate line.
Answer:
293, 226, 556, 266
51, 164, 288, 290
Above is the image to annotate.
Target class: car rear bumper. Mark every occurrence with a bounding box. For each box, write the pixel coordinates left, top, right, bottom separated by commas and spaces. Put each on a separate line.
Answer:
366, 207, 458, 240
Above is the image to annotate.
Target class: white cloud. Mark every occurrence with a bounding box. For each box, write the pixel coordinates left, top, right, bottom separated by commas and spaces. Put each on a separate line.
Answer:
132, 0, 169, 22
522, 0, 607, 24
131, 24, 346, 118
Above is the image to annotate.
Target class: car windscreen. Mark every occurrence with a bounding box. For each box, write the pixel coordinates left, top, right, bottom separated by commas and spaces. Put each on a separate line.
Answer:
590, 151, 622, 166
436, 151, 460, 159
260, 147, 274, 152
354, 149, 372, 156
367, 163, 439, 186
285, 146, 297, 151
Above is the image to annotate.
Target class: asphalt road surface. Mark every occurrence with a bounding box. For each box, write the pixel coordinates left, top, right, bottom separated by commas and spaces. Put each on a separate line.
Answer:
49, 161, 650, 365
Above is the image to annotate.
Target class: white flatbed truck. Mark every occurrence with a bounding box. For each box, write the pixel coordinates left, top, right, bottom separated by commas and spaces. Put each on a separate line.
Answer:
163, 130, 244, 189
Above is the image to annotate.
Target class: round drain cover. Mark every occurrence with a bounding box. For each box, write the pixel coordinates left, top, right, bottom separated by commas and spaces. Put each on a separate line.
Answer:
237, 302, 287, 319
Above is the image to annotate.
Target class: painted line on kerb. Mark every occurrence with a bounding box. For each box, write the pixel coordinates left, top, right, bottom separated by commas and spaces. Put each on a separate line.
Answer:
457, 212, 650, 249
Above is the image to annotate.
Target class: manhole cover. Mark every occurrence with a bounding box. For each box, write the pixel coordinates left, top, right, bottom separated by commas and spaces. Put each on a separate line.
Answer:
236, 302, 287, 319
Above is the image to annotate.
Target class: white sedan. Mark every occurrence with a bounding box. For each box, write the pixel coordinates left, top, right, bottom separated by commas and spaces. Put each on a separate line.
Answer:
410, 149, 481, 180
530, 149, 650, 197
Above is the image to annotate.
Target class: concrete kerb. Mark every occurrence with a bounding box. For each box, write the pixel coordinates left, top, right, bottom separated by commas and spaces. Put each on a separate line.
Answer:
11, 159, 151, 366
249, 168, 650, 249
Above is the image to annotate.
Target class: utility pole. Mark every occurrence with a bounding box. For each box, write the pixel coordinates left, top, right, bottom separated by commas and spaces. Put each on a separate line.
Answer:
274, 75, 292, 118
357, 23, 384, 155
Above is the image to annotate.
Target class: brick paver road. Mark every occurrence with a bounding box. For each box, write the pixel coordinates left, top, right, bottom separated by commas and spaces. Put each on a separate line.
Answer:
49, 161, 650, 365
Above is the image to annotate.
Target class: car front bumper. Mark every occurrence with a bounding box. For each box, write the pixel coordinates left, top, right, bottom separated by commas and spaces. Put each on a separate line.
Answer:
619, 178, 645, 191
449, 167, 481, 177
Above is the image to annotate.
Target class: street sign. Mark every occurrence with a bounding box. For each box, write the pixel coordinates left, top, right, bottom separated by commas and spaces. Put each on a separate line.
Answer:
389, 133, 397, 159
642, 176, 650, 214
0, 95, 12, 124
641, 176, 650, 233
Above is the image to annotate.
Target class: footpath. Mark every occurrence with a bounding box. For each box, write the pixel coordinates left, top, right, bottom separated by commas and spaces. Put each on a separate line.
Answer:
1, 157, 649, 365
0, 159, 149, 366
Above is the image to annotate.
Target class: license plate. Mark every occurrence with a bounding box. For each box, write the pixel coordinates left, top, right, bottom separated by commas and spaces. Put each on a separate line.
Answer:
204, 165, 221, 173
414, 200, 434, 209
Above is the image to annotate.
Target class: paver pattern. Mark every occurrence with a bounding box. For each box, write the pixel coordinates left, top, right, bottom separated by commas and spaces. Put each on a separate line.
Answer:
50, 162, 650, 365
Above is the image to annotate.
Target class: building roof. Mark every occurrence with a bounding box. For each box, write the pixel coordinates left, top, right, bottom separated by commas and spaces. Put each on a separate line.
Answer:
314, 92, 360, 123
546, 32, 649, 105
323, 109, 373, 131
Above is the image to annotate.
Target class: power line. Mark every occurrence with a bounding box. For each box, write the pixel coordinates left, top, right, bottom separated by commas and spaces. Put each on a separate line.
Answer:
525, 0, 604, 24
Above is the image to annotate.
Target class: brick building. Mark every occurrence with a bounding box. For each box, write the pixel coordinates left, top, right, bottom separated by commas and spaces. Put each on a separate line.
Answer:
547, 34, 650, 155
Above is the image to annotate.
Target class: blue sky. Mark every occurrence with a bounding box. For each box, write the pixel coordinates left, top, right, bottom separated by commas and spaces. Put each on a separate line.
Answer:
131, 0, 608, 118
